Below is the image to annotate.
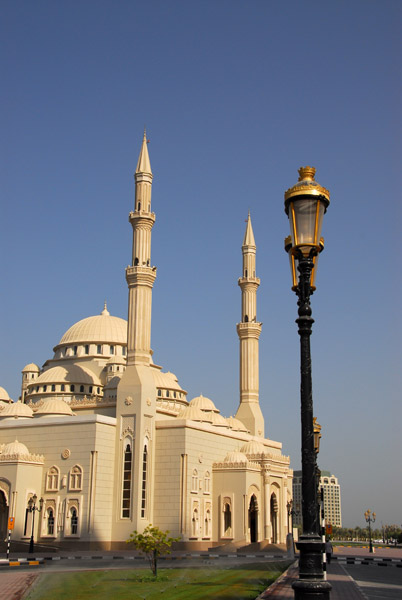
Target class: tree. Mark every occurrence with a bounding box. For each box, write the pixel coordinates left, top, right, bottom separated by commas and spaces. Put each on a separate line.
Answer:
127, 524, 180, 576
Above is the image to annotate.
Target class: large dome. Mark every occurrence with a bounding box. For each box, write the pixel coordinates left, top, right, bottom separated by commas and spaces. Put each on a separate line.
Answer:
56, 305, 127, 347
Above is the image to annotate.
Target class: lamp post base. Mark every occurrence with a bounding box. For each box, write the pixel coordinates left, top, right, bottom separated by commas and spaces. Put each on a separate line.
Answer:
292, 579, 332, 599
293, 537, 332, 599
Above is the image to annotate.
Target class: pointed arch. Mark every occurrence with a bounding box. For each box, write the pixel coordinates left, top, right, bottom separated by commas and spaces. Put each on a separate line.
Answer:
121, 436, 133, 518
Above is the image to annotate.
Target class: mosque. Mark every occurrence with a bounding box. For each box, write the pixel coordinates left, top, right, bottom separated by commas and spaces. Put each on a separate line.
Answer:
0, 134, 292, 549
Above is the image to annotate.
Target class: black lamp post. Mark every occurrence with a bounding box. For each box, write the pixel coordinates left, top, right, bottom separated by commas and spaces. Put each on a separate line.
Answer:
28, 494, 43, 554
365, 509, 376, 553
284, 166, 332, 599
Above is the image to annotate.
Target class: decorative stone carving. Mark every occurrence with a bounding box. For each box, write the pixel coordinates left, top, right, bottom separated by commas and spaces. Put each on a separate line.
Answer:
125, 396, 133, 406
61, 448, 71, 459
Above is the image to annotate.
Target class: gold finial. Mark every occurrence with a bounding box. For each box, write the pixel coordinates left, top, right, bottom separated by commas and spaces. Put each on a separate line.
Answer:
284, 166, 330, 204
298, 166, 316, 181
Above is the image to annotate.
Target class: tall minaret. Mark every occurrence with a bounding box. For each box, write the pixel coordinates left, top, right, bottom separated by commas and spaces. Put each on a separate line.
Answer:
235, 213, 265, 437
126, 130, 157, 366
114, 132, 157, 539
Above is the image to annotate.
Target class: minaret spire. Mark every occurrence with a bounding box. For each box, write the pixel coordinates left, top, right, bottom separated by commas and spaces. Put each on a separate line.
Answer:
235, 213, 264, 437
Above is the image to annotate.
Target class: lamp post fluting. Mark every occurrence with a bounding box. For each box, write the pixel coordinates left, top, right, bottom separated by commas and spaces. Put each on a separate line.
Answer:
28, 494, 43, 554
365, 510, 376, 553
284, 167, 331, 599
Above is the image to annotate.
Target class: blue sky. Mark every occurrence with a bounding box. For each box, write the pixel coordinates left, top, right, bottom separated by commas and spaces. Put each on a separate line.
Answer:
1, 0, 400, 528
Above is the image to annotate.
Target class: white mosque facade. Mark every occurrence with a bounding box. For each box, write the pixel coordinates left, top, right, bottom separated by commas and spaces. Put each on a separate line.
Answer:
0, 134, 292, 549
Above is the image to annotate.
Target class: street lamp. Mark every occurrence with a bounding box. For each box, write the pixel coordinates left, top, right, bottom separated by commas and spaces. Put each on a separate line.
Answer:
364, 509, 376, 553
27, 494, 43, 554
284, 166, 332, 599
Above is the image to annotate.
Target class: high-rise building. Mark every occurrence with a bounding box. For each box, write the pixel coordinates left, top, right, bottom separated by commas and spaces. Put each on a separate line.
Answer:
292, 470, 342, 528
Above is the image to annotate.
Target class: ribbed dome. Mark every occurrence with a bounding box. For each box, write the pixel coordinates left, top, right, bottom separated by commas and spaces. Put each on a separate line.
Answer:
0, 386, 10, 401
223, 451, 248, 464
106, 355, 126, 365
227, 416, 248, 432
0, 402, 33, 418
189, 395, 219, 412
240, 439, 266, 455
31, 364, 101, 386
22, 363, 40, 373
153, 370, 184, 392
178, 405, 206, 421
2, 439, 30, 456
57, 305, 127, 346
210, 412, 230, 428
35, 398, 74, 416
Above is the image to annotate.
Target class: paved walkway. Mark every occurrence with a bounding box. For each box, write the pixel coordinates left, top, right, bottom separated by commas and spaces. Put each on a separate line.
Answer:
259, 561, 367, 598
0, 572, 38, 600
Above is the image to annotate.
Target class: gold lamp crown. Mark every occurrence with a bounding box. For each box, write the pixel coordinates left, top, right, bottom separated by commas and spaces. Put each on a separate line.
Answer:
285, 166, 330, 204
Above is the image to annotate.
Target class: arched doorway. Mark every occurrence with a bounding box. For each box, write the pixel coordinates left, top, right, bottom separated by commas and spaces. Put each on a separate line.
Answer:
270, 493, 278, 543
0, 490, 9, 540
248, 494, 258, 543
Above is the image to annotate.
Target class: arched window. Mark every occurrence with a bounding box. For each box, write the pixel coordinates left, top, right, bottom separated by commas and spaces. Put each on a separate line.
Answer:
110, 345, 114, 355
166, 390, 170, 398
61, 384, 65, 392
73, 346, 77, 356
137, 202, 141, 211
192, 507, 199, 537
47, 508, 55, 535
70, 384, 75, 393
71, 508, 78, 534
192, 469, 198, 492
89, 385, 93, 394
122, 439, 132, 518
134, 257, 139, 266
51, 384, 56, 392
97, 345, 102, 354
244, 315, 249, 322
204, 471, 211, 494
80, 385, 84, 393
204, 507, 211, 538
85, 345, 89, 355
46, 466, 60, 491
141, 444, 148, 518
122, 347, 126, 356
69, 465, 83, 491
245, 269, 248, 277
157, 389, 162, 397
43, 385, 47, 392
224, 502, 232, 536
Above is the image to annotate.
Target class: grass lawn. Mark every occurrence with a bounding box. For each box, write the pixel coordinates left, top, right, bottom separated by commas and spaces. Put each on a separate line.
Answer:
25, 561, 291, 600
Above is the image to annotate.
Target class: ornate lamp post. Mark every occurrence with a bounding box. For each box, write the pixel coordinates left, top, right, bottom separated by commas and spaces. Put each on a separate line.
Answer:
364, 509, 376, 553
28, 494, 43, 554
284, 166, 332, 599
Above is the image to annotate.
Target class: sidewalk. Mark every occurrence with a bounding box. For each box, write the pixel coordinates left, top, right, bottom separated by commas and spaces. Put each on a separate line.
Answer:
0, 571, 38, 600
259, 560, 366, 599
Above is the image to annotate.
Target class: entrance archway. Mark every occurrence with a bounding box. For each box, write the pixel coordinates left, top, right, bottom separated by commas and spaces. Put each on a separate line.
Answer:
0, 491, 9, 540
248, 494, 258, 543
270, 493, 278, 543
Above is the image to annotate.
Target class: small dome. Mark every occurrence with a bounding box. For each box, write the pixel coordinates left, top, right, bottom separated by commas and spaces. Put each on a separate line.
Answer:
0, 386, 10, 402
189, 394, 219, 412
56, 305, 127, 347
227, 416, 248, 432
177, 405, 206, 421
35, 398, 74, 416
104, 376, 121, 389
0, 402, 33, 418
153, 370, 185, 392
106, 355, 126, 365
240, 439, 266, 455
2, 439, 30, 456
30, 364, 101, 387
210, 412, 230, 428
22, 363, 40, 373
223, 451, 248, 464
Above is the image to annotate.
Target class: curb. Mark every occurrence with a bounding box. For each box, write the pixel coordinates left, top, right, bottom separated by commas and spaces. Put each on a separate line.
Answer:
0, 558, 45, 567
255, 561, 299, 598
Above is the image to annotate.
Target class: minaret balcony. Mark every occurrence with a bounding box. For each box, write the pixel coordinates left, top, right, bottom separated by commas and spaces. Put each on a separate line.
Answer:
129, 210, 156, 224
126, 265, 157, 286
238, 276, 260, 287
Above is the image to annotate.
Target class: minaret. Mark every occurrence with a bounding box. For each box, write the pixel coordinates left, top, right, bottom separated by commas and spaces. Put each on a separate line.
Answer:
235, 213, 265, 437
114, 132, 157, 539
126, 130, 157, 366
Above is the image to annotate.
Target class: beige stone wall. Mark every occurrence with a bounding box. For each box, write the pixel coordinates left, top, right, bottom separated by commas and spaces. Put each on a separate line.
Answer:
0, 415, 116, 546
